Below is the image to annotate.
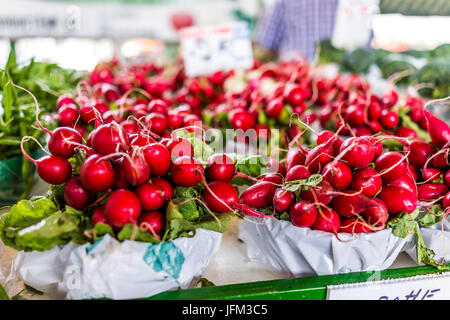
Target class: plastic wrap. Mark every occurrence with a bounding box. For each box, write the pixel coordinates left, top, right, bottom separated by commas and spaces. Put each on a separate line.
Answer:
406, 219, 450, 264
239, 217, 414, 277
14, 229, 222, 300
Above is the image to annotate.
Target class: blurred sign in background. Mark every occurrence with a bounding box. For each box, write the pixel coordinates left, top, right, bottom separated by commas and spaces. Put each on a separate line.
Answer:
0, 0, 448, 70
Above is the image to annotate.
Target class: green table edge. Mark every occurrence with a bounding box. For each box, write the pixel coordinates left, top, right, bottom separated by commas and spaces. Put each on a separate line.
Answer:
145, 263, 450, 300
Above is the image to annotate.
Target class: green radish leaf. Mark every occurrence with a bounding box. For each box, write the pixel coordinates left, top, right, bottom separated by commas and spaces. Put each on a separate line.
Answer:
0, 283, 9, 300
5, 41, 17, 72
387, 209, 449, 270
14, 212, 79, 252
117, 224, 160, 243
282, 174, 322, 193
93, 222, 114, 240
199, 277, 216, 287
387, 210, 419, 238
415, 225, 449, 271
418, 204, 444, 227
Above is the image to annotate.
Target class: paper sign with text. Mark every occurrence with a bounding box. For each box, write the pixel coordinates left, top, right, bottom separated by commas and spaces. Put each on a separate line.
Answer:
327, 272, 450, 300
180, 22, 253, 77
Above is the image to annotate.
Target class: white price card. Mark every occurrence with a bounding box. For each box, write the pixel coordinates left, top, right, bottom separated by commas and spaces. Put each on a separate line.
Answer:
327, 272, 450, 300
180, 22, 254, 77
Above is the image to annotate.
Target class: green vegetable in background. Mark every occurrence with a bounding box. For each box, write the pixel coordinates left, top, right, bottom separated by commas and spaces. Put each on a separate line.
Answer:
0, 44, 81, 202
340, 48, 376, 74
413, 57, 450, 99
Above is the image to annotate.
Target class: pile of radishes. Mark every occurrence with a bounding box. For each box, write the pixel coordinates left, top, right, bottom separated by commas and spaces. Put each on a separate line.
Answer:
21, 55, 450, 239
238, 120, 449, 234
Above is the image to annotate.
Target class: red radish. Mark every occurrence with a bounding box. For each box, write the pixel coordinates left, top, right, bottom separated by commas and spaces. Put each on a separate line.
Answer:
285, 165, 311, 182
135, 183, 165, 211
339, 137, 375, 168
395, 126, 417, 139
120, 120, 138, 134
284, 84, 304, 106
375, 151, 407, 181
57, 94, 76, 109
229, 109, 255, 131
201, 181, 238, 214
30, 155, 72, 185
407, 163, 419, 181
139, 211, 165, 235
91, 205, 114, 228
289, 201, 318, 228
299, 181, 333, 205
443, 192, 450, 208
378, 186, 418, 214
142, 143, 171, 176
121, 152, 151, 186
146, 112, 168, 135
345, 105, 364, 127
64, 177, 94, 210
148, 99, 168, 114
432, 151, 448, 169
206, 154, 236, 182
417, 183, 449, 201
47, 127, 83, 158
349, 167, 382, 197
80, 154, 115, 193
74, 123, 87, 138
368, 103, 382, 120
239, 181, 278, 208
285, 148, 306, 170
130, 132, 156, 147
322, 161, 352, 190
406, 140, 436, 167
151, 177, 174, 201
90, 123, 129, 155
163, 137, 194, 160
363, 198, 389, 227
365, 136, 383, 158
171, 156, 204, 187
340, 217, 372, 233
112, 158, 130, 190
385, 173, 417, 195
260, 173, 284, 185
380, 110, 399, 129
58, 104, 79, 126
311, 207, 341, 234
105, 189, 141, 227
305, 143, 334, 173
273, 189, 294, 213
368, 121, 382, 133
266, 98, 283, 119
422, 168, 441, 182
332, 191, 378, 217
423, 107, 450, 148
267, 158, 287, 176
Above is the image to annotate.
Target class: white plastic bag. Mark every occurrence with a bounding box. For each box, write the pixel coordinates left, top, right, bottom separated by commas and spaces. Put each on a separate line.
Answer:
239, 217, 414, 278
406, 220, 450, 264
14, 229, 222, 300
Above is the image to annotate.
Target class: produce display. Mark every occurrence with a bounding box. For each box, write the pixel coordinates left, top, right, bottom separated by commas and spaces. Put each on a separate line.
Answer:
0, 41, 449, 299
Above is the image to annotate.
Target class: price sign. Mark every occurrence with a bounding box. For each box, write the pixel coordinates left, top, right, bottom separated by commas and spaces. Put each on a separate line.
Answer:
327, 272, 450, 300
180, 22, 253, 77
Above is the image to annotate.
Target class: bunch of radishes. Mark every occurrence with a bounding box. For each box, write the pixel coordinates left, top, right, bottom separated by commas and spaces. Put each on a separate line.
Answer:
238, 120, 449, 234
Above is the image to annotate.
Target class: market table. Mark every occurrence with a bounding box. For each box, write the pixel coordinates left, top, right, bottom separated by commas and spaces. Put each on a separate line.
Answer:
0, 177, 424, 300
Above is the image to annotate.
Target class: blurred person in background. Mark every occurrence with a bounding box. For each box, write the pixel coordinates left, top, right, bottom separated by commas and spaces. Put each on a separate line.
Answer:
254, 0, 339, 62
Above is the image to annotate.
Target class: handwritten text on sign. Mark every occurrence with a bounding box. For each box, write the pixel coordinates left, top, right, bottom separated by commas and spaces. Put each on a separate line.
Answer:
180, 22, 253, 77
327, 272, 450, 300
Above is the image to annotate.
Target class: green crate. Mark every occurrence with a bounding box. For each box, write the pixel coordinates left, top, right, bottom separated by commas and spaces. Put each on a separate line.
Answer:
146, 264, 450, 300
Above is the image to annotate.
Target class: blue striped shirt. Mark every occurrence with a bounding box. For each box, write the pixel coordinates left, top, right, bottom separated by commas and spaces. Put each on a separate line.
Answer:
256, 0, 338, 61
